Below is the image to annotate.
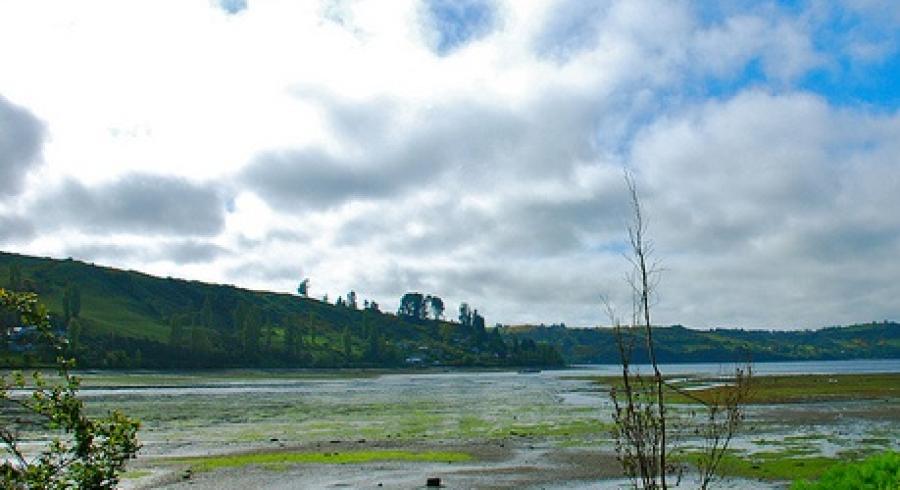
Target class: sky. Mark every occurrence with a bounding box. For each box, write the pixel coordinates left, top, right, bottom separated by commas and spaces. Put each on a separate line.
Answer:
1, 0, 899, 330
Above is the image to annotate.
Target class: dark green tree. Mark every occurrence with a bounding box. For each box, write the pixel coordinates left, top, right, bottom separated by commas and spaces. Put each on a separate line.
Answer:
489, 327, 507, 358
234, 302, 261, 361
190, 325, 212, 358
284, 321, 298, 357
428, 295, 445, 320
200, 293, 214, 328
342, 326, 352, 360
62, 283, 81, 323
459, 303, 472, 330
399, 292, 426, 320
70, 284, 81, 319
263, 323, 274, 351
63, 286, 72, 322
364, 325, 381, 362
68, 317, 83, 351
168, 313, 191, 348
7, 264, 22, 290
307, 312, 317, 345
472, 309, 486, 345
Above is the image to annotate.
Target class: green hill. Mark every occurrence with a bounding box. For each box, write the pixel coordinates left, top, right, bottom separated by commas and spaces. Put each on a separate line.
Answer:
506, 321, 900, 364
0, 251, 561, 369
2, 251, 896, 369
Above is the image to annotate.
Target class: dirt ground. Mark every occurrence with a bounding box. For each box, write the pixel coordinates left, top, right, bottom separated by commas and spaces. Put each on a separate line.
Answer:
127, 439, 622, 490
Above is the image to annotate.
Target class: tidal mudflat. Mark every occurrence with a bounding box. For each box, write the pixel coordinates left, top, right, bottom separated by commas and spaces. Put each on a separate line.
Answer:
64, 363, 900, 489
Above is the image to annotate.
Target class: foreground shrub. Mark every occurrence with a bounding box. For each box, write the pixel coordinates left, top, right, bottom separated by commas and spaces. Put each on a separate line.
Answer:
791, 451, 900, 490
1, 288, 141, 489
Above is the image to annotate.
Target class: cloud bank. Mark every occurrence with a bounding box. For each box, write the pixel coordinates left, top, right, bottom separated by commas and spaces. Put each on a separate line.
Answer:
0, 0, 898, 329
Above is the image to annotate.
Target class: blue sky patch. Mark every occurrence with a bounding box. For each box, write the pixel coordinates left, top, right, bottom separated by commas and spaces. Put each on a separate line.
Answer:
425, 0, 496, 55
217, 0, 247, 15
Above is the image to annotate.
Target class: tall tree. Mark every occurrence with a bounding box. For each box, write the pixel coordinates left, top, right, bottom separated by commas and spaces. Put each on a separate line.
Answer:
200, 293, 214, 328
347, 290, 358, 309
307, 312, 317, 345
68, 318, 82, 351
190, 325, 212, 357
70, 284, 81, 318
284, 321, 298, 358
398, 292, 426, 320
472, 309, 486, 345
168, 316, 184, 347
342, 326, 352, 360
63, 285, 72, 322
236, 303, 261, 361
62, 283, 81, 322
364, 325, 381, 362
458, 302, 472, 329
428, 295, 445, 320
7, 264, 21, 290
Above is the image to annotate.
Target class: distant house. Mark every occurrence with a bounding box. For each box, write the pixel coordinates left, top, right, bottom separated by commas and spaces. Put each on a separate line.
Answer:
7, 325, 39, 352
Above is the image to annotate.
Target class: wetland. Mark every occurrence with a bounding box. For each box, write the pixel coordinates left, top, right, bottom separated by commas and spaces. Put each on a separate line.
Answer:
27, 360, 889, 489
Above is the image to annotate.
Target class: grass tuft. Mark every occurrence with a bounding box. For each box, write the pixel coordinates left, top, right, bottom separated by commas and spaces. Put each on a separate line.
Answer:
790, 451, 900, 489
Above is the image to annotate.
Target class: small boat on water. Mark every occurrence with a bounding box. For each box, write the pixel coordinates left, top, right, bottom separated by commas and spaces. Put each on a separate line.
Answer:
517, 368, 541, 374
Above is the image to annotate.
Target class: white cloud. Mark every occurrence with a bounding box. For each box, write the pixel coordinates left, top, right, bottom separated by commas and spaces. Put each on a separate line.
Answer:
0, 0, 897, 329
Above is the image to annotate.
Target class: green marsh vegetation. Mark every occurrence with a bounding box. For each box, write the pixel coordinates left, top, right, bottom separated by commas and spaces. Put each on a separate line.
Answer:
579, 372, 900, 405
170, 449, 472, 473
77, 375, 613, 447
8, 363, 896, 486
790, 450, 900, 489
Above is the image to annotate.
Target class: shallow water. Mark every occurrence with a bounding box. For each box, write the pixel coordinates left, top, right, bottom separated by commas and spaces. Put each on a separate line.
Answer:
564, 358, 900, 377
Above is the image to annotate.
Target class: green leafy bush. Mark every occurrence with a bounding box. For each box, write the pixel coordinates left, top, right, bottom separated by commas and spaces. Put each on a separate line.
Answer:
1, 288, 141, 489
791, 451, 900, 490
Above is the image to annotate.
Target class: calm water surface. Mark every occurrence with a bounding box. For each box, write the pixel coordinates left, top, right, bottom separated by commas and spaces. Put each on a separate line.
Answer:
564, 358, 900, 377
70, 358, 900, 397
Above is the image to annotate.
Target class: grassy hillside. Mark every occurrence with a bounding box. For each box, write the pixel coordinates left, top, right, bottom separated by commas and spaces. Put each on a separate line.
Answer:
2, 251, 896, 368
0, 252, 562, 369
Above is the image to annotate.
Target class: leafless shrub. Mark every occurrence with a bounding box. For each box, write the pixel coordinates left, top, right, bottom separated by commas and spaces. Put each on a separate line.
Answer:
607, 172, 751, 489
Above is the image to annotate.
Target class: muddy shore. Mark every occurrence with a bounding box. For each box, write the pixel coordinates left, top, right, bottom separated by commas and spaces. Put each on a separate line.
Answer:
69, 367, 897, 489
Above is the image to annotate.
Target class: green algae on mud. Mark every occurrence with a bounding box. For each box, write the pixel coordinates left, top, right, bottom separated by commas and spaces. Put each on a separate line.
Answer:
580, 373, 900, 404
693, 373, 900, 404
676, 450, 841, 481
121, 469, 153, 479
169, 449, 472, 472
65, 368, 899, 488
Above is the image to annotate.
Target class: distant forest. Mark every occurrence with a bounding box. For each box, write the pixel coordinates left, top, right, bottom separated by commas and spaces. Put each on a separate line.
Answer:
1, 251, 896, 369
507, 322, 899, 363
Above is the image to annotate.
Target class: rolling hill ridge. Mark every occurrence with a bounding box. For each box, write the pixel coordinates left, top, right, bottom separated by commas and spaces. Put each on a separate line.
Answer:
2, 251, 897, 368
